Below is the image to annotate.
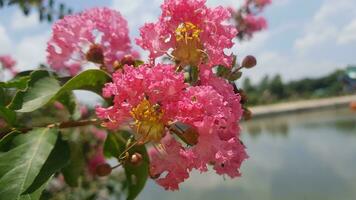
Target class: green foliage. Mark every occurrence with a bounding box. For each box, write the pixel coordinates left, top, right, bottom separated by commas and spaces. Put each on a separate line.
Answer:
61, 140, 85, 187
0, 128, 58, 200
9, 71, 61, 112
0, 106, 16, 126
104, 131, 149, 200
23, 134, 70, 194
242, 69, 347, 106
7, 69, 111, 113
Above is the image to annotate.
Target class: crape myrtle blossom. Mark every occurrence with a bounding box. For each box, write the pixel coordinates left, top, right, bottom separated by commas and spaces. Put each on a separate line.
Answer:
96, 63, 247, 190
231, 0, 271, 39
136, 0, 237, 68
96, 64, 187, 143
47, 7, 137, 75
0, 55, 17, 75
147, 85, 247, 190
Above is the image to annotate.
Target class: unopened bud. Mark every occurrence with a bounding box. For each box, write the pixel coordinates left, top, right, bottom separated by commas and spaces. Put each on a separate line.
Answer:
242, 55, 257, 69
95, 163, 112, 177
149, 167, 161, 179
130, 153, 143, 166
239, 89, 248, 104
120, 55, 135, 66
86, 44, 104, 64
243, 108, 253, 120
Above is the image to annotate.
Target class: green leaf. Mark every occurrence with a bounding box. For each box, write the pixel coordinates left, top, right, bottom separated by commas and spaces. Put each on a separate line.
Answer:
57, 92, 81, 120
54, 69, 111, 98
23, 134, 70, 194
103, 132, 122, 158
8, 70, 58, 111
0, 106, 16, 126
0, 128, 58, 200
124, 144, 149, 200
9, 69, 111, 113
0, 130, 20, 152
61, 140, 85, 187
104, 131, 149, 200
0, 76, 30, 90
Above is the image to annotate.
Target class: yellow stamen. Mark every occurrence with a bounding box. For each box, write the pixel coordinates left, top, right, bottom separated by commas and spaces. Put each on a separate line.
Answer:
173, 22, 204, 66
130, 99, 165, 143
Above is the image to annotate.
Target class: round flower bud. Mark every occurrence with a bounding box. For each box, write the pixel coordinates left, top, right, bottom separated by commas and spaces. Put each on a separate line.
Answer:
243, 108, 253, 120
95, 163, 112, 177
130, 153, 143, 166
238, 89, 248, 104
242, 55, 257, 69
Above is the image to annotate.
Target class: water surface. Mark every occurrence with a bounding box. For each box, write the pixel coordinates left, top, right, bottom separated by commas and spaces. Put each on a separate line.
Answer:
139, 108, 356, 200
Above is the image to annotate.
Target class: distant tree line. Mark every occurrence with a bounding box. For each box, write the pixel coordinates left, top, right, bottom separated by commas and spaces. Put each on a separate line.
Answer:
242, 69, 348, 106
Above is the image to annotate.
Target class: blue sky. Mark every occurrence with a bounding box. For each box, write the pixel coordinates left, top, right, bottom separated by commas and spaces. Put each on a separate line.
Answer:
0, 0, 355, 83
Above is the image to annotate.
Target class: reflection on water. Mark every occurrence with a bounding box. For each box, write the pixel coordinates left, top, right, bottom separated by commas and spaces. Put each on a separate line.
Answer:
139, 108, 356, 200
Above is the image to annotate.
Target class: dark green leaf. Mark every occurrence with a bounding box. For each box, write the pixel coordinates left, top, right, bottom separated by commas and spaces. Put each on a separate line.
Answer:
57, 92, 81, 120
0, 130, 20, 152
103, 132, 122, 158
0, 106, 16, 126
61, 140, 85, 187
104, 131, 149, 200
0, 128, 58, 200
124, 144, 149, 200
23, 134, 70, 194
0, 76, 30, 90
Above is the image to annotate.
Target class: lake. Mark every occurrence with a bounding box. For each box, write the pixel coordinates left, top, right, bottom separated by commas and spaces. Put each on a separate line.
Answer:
139, 107, 356, 200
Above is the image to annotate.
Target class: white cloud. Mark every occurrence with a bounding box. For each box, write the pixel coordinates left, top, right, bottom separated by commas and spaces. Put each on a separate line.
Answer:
0, 24, 12, 54
294, 0, 356, 53
337, 19, 356, 44
10, 11, 38, 31
14, 31, 50, 70
111, 0, 160, 37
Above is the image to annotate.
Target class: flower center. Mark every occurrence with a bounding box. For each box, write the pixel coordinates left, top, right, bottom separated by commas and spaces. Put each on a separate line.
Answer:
86, 44, 104, 64
173, 22, 204, 67
130, 99, 165, 143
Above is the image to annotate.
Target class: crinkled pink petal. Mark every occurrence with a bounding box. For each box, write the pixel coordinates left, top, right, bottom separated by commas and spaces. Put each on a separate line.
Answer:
148, 134, 194, 190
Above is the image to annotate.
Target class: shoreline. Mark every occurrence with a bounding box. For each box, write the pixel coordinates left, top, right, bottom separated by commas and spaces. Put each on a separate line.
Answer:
250, 95, 356, 118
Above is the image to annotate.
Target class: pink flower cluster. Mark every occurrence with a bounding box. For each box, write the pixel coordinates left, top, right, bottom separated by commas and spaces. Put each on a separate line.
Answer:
47, 7, 137, 75
136, 0, 237, 67
94, 0, 248, 190
47, 0, 249, 191
0, 55, 17, 75
97, 63, 247, 190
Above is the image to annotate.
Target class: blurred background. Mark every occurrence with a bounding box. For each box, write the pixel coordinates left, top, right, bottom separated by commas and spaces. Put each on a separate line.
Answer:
1, 0, 356, 199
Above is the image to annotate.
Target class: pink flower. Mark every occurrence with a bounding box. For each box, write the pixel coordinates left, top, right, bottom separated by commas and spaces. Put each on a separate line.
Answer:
136, 0, 237, 67
47, 7, 136, 75
254, 0, 272, 8
149, 134, 194, 190
243, 14, 267, 36
96, 63, 187, 142
147, 84, 246, 189
0, 55, 17, 75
